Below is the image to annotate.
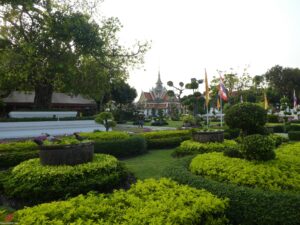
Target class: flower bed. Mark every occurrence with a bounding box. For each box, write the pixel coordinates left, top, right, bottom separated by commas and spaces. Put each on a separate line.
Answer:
2, 154, 129, 204
14, 178, 228, 225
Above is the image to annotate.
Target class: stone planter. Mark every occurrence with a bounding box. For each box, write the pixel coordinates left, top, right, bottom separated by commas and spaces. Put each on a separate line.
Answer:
192, 130, 224, 143
40, 142, 94, 166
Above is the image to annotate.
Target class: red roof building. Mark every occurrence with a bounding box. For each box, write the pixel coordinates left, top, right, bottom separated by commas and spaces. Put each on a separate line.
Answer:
137, 72, 181, 116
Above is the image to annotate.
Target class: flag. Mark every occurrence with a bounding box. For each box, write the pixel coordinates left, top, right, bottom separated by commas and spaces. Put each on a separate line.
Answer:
264, 92, 268, 110
294, 89, 297, 109
205, 69, 209, 107
240, 95, 243, 103
217, 97, 220, 110
219, 75, 228, 101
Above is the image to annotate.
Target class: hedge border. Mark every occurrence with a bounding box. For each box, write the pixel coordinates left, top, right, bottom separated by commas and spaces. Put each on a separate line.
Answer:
162, 156, 300, 225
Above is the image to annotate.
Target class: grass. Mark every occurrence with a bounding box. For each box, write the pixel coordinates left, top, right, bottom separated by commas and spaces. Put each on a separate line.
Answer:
121, 149, 177, 180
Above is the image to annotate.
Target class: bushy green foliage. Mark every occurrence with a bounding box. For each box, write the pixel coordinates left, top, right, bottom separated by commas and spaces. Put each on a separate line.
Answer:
0, 141, 37, 152
241, 134, 276, 161
163, 156, 300, 225
143, 130, 191, 149
0, 141, 39, 167
269, 134, 289, 147
80, 131, 130, 140
288, 131, 300, 140
224, 103, 267, 135
14, 178, 228, 225
3, 154, 129, 204
223, 147, 243, 158
190, 151, 300, 192
94, 136, 147, 158
43, 137, 91, 146
181, 114, 196, 126
269, 124, 285, 133
267, 114, 279, 123
224, 128, 240, 139
173, 140, 238, 157
95, 112, 117, 131
286, 124, 300, 132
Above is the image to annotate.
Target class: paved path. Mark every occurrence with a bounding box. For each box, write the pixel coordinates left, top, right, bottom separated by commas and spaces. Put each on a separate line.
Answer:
0, 120, 105, 139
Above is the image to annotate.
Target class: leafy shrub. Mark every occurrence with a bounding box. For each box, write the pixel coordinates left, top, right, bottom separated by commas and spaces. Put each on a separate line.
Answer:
189, 152, 300, 192
80, 131, 129, 140
267, 114, 279, 123
95, 112, 116, 131
93, 136, 147, 158
0, 141, 39, 168
270, 125, 285, 133
3, 154, 129, 204
163, 157, 300, 225
286, 124, 300, 132
269, 134, 289, 147
181, 114, 196, 126
143, 130, 191, 149
223, 148, 243, 158
224, 128, 240, 139
173, 139, 238, 157
288, 131, 300, 140
14, 178, 228, 225
224, 103, 267, 136
241, 134, 275, 161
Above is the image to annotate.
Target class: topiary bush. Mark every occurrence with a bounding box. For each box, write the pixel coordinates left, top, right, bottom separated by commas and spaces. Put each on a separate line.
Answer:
0, 141, 39, 168
172, 139, 238, 157
269, 134, 289, 147
2, 154, 130, 204
267, 114, 279, 123
241, 134, 275, 161
14, 178, 229, 225
163, 156, 300, 225
93, 136, 147, 158
190, 152, 300, 192
95, 112, 116, 131
288, 131, 300, 140
142, 130, 191, 149
224, 103, 267, 136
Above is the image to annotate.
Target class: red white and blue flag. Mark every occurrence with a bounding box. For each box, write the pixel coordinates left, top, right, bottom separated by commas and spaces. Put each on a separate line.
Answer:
219, 75, 228, 101
294, 89, 297, 108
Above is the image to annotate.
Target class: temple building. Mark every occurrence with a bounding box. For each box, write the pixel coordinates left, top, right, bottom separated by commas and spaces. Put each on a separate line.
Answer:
137, 72, 181, 116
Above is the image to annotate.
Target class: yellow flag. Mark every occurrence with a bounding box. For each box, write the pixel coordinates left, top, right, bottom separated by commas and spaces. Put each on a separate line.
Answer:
205, 69, 209, 107
217, 97, 220, 110
264, 92, 268, 110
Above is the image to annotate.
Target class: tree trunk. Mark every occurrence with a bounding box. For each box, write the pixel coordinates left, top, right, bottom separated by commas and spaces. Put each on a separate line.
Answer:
34, 83, 53, 109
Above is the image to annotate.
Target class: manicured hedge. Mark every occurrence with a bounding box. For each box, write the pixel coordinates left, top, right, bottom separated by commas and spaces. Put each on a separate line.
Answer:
190, 152, 300, 192
269, 134, 289, 146
142, 130, 191, 149
2, 154, 129, 204
173, 139, 238, 157
93, 136, 147, 158
288, 131, 300, 140
80, 131, 130, 140
0, 141, 39, 168
14, 178, 228, 225
163, 157, 300, 225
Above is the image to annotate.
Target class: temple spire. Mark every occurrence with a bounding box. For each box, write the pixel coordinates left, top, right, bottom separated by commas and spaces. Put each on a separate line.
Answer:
156, 71, 162, 89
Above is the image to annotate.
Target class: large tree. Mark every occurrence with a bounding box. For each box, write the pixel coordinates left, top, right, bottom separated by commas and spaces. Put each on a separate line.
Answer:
0, 0, 148, 109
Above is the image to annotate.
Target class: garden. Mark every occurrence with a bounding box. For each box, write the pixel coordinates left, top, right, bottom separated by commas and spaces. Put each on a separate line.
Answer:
0, 103, 299, 225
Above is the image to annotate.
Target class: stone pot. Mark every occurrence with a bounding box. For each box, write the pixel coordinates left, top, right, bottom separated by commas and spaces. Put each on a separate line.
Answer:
192, 130, 224, 143
40, 142, 94, 166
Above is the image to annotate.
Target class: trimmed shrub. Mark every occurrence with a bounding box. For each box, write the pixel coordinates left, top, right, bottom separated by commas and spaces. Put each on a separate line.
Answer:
223, 147, 243, 158
190, 152, 300, 192
163, 157, 300, 225
0, 141, 39, 168
241, 134, 276, 161
143, 130, 191, 149
173, 139, 238, 157
286, 124, 300, 132
269, 125, 285, 133
288, 131, 300, 140
269, 134, 289, 147
93, 136, 147, 158
224, 128, 240, 139
3, 154, 129, 204
267, 114, 279, 123
80, 131, 129, 140
224, 103, 267, 136
14, 178, 228, 225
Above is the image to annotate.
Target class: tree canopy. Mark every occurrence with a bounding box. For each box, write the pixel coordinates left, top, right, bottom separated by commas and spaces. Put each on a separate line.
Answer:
0, 0, 149, 109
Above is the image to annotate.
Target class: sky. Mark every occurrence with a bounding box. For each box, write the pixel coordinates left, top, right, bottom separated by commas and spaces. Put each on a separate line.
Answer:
98, 0, 300, 97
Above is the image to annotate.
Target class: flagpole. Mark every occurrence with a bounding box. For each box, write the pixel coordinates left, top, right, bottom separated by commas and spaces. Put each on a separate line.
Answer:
220, 95, 223, 127
206, 104, 209, 128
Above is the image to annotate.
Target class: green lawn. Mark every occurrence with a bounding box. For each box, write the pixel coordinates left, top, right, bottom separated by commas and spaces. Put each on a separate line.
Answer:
121, 149, 177, 180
